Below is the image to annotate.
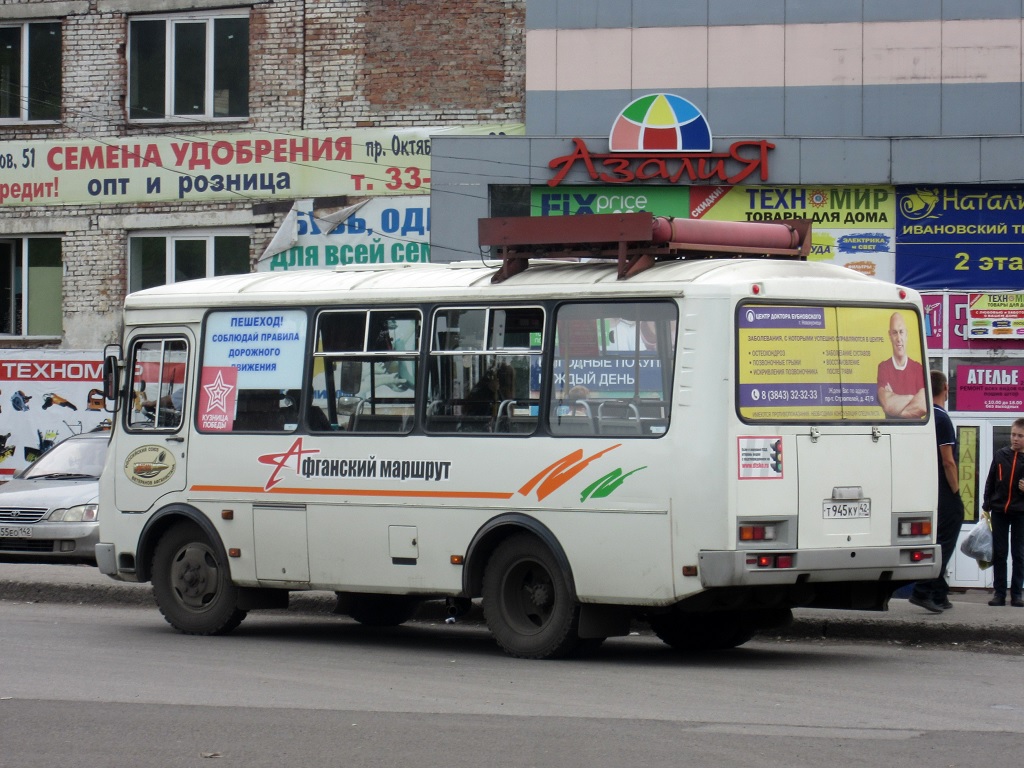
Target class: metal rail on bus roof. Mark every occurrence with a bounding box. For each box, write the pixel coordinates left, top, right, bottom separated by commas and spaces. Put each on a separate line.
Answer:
478, 212, 812, 283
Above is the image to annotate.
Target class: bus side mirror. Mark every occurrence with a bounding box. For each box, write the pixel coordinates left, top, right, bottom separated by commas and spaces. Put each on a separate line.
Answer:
102, 346, 121, 408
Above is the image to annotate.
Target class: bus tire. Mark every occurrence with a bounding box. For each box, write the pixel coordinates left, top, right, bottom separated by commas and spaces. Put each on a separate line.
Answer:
482, 534, 580, 659
341, 594, 420, 627
152, 522, 246, 635
649, 612, 755, 652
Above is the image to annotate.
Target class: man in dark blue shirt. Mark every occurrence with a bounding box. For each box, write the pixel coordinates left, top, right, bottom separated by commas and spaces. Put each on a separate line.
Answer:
910, 370, 964, 613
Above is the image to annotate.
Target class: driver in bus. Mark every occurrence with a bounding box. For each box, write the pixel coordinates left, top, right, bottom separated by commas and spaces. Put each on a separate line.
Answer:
876, 312, 927, 419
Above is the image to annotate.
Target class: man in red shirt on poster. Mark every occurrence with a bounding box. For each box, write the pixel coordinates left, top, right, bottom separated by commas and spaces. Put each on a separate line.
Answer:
877, 312, 927, 419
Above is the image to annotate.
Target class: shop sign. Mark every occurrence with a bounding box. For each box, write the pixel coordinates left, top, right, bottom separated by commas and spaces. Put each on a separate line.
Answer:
896, 185, 1024, 290
530, 186, 689, 218
955, 365, 1024, 412
547, 94, 772, 187
0, 124, 523, 207
946, 294, 1004, 351
965, 293, 1024, 338
691, 186, 895, 281
0, 351, 109, 478
258, 198, 431, 271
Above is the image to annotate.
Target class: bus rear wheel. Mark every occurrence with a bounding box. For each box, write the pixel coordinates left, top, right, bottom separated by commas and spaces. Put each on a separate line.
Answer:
152, 522, 246, 635
482, 534, 581, 659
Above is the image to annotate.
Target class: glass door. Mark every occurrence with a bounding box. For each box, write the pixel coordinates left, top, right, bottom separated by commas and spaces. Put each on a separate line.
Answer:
948, 418, 1017, 589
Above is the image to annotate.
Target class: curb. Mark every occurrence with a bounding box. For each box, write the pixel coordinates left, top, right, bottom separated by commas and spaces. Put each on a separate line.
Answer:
4, 579, 1021, 652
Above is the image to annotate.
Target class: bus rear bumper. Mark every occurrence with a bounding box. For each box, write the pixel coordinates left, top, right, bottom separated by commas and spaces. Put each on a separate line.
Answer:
698, 545, 941, 588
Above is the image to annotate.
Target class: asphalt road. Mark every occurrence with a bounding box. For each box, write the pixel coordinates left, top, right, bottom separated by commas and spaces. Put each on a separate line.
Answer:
2, 600, 1023, 768
3, 562, 1024, 653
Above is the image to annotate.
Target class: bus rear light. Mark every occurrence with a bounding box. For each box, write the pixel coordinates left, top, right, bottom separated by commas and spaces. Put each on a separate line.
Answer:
739, 524, 777, 541
755, 553, 794, 568
899, 520, 932, 537
909, 549, 934, 562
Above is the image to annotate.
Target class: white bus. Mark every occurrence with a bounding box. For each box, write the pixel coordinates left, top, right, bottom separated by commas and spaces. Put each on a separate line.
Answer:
97, 213, 939, 658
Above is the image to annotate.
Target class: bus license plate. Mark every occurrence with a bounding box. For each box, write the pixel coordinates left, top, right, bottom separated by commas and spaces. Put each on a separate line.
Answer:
823, 501, 870, 519
0, 525, 33, 538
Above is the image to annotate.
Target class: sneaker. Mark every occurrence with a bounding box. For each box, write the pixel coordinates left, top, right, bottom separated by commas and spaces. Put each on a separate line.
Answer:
1012, 598, 1024, 608
988, 597, 1006, 606
938, 600, 953, 610
909, 594, 943, 614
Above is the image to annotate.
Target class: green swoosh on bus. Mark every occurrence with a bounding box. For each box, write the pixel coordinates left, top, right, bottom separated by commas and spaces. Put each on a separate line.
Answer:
580, 466, 647, 502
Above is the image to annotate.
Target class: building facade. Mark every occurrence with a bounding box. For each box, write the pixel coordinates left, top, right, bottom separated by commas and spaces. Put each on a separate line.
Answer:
0, 0, 523, 475
430, 0, 1024, 588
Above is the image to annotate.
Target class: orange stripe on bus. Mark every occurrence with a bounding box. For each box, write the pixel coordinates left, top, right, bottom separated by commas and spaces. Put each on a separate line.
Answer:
190, 485, 514, 500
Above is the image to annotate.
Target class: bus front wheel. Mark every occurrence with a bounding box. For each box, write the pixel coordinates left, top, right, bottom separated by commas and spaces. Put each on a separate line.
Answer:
152, 522, 246, 635
482, 534, 581, 659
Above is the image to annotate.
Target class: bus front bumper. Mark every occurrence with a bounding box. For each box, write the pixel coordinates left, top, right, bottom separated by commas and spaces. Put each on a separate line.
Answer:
698, 545, 941, 587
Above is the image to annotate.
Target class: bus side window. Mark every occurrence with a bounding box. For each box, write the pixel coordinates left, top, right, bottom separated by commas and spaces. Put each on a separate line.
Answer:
232, 390, 297, 432
309, 309, 420, 435
127, 338, 188, 432
549, 301, 676, 438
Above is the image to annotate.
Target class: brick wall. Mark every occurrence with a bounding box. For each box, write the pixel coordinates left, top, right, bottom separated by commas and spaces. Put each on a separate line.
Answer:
0, 0, 525, 350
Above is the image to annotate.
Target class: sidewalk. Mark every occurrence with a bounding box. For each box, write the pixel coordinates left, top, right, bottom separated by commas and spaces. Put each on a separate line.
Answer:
2, 562, 1022, 652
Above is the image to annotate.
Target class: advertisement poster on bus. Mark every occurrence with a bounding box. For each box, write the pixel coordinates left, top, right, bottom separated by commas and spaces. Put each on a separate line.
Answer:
896, 185, 1024, 291
202, 310, 308, 391
737, 305, 926, 421
0, 351, 108, 479
257, 198, 431, 271
691, 185, 896, 282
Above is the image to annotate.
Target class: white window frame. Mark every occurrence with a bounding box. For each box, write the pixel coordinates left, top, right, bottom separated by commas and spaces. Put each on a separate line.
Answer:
127, 229, 252, 294
127, 10, 249, 124
0, 20, 61, 124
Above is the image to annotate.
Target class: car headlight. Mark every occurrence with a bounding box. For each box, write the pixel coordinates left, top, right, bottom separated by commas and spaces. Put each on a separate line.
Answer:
48, 503, 98, 522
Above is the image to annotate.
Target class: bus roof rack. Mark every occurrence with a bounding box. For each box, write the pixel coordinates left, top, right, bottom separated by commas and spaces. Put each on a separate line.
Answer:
479, 212, 812, 282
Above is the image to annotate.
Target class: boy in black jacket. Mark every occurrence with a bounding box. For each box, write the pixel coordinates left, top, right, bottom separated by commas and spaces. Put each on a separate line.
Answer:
982, 417, 1024, 606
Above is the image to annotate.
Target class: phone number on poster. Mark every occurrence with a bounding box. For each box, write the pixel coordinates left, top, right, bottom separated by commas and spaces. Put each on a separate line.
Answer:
750, 388, 820, 403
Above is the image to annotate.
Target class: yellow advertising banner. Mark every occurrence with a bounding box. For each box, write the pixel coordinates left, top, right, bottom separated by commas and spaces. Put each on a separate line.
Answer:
737, 304, 926, 422
0, 124, 523, 207
692, 185, 896, 281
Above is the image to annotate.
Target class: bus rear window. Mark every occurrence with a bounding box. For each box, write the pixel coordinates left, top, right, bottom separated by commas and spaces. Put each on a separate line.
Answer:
737, 304, 928, 423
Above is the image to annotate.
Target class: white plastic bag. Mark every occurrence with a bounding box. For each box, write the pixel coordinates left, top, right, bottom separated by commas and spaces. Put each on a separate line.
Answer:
960, 511, 993, 567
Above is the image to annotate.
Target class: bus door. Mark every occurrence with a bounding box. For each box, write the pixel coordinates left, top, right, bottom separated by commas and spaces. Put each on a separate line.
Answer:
796, 432, 894, 549
115, 332, 192, 512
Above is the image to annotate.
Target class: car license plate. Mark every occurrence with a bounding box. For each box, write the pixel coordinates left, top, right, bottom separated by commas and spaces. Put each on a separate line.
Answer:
823, 500, 871, 519
0, 525, 33, 538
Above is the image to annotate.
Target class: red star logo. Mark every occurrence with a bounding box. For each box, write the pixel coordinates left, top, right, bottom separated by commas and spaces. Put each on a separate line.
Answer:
202, 370, 234, 413
257, 437, 319, 490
